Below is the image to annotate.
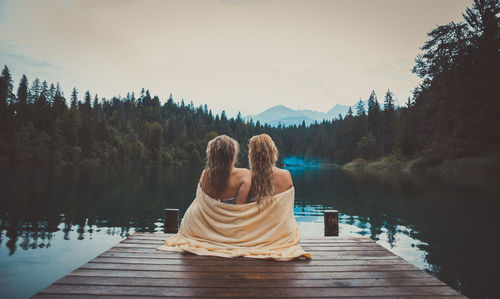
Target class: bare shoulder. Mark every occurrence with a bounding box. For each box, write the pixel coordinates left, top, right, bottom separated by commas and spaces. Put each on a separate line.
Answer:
274, 167, 291, 178
273, 167, 293, 186
233, 167, 251, 180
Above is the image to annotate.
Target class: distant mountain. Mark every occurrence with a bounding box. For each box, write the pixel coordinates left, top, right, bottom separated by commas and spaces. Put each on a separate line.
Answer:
326, 104, 351, 119
244, 105, 318, 126
267, 116, 317, 127
245, 101, 366, 126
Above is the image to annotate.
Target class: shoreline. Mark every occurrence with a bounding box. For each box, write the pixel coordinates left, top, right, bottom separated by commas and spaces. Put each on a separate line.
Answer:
341, 156, 500, 174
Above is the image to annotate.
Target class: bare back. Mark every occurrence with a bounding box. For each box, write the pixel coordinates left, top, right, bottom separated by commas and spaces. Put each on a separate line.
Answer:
271, 167, 293, 195
200, 167, 251, 204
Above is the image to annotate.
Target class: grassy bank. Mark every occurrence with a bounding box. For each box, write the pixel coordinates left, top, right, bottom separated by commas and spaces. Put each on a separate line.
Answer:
341, 156, 500, 174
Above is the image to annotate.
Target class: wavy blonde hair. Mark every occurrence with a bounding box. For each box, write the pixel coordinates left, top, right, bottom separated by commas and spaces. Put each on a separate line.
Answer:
248, 134, 278, 203
200, 135, 239, 198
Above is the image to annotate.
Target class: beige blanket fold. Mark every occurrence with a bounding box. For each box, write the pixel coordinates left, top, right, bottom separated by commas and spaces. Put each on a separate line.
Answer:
157, 185, 311, 261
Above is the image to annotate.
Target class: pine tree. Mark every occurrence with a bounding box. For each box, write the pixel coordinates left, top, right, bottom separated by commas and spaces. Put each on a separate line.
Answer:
381, 89, 397, 153
367, 90, 381, 140
17, 75, 29, 105
383, 89, 395, 112
40, 80, 48, 98
93, 94, 99, 109
367, 90, 380, 115
82, 91, 92, 123
355, 99, 366, 116
30, 78, 41, 102
0, 66, 13, 128
0, 65, 13, 104
346, 107, 353, 118
53, 83, 67, 123
16, 75, 29, 119
71, 87, 78, 110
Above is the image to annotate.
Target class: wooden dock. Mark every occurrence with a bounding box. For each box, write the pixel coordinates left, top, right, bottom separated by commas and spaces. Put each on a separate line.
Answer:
33, 232, 465, 298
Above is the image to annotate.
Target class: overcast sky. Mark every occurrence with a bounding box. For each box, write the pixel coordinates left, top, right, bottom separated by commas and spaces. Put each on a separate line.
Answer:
0, 0, 471, 117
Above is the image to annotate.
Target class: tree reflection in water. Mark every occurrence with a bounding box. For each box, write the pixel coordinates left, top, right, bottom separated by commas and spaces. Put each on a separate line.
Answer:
0, 165, 201, 255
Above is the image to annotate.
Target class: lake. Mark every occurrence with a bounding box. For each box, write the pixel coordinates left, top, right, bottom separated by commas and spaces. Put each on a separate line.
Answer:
0, 164, 499, 298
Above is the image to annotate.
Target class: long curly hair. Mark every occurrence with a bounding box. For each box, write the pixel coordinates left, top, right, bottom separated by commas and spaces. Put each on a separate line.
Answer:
200, 135, 239, 198
248, 134, 278, 203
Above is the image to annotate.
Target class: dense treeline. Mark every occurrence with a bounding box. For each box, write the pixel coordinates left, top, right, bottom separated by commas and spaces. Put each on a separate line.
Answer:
409, 0, 500, 160
0, 0, 498, 167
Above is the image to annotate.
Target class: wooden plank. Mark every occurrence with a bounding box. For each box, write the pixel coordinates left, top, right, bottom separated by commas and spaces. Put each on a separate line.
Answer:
81, 262, 420, 272
113, 243, 388, 251
56, 276, 446, 288
101, 250, 401, 260
32, 295, 464, 299
37, 285, 462, 297
68, 269, 431, 280
110, 243, 394, 255
92, 256, 406, 266
131, 233, 374, 241
32, 295, 465, 299
122, 238, 376, 244
119, 241, 377, 247
34, 296, 133, 299
125, 240, 379, 247
122, 239, 380, 247
107, 247, 399, 258
127, 235, 375, 243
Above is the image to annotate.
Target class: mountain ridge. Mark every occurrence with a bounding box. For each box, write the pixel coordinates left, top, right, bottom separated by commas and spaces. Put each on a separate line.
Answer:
245, 100, 366, 126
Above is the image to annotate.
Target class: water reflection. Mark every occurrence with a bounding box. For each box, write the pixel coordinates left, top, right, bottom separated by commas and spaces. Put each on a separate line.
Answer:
0, 165, 202, 255
0, 165, 499, 298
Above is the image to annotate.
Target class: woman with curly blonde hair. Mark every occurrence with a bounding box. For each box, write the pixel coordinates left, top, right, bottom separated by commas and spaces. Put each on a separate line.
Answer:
199, 135, 251, 204
248, 134, 293, 203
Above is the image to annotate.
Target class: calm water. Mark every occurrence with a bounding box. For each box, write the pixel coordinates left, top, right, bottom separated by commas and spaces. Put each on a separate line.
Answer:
0, 164, 499, 298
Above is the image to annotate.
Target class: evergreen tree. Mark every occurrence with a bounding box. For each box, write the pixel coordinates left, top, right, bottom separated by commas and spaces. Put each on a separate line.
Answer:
367, 90, 382, 141
53, 84, 67, 120
71, 87, 78, 110
346, 107, 353, 118
0, 65, 13, 103
48, 83, 56, 105
16, 75, 29, 119
383, 89, 395, 112
356, 131, 382, 161
355, 99, 366, 116
381, 89, 397, 153
17, 75, 29, 104
0, 66, 13, 128
79, 91, 94, 157
40, 81, 48, 98
30, 78, 41, 101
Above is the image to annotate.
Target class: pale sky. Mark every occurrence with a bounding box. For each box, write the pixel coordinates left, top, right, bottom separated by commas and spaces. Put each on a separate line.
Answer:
0, 0, 471, 117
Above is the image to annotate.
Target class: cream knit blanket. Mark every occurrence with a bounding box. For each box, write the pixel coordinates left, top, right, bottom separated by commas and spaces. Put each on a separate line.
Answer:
157, 185, 311, 261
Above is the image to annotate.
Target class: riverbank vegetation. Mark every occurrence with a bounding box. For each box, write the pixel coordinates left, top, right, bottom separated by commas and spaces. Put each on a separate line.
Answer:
0, 0, 498, 170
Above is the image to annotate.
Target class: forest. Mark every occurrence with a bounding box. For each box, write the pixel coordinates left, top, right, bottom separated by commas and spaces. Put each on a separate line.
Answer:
0, 0, 498, 168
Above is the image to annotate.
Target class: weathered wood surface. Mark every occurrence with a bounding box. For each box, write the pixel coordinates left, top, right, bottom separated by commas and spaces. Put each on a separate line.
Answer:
163, 209, 179, 233
324, 210, 339, 236
33, 233, 465, 298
